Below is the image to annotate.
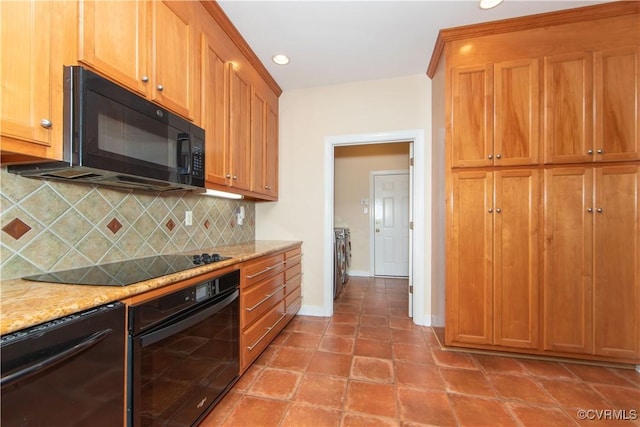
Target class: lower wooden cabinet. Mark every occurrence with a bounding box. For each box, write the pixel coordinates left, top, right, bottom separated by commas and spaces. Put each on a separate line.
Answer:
284, 246, 303, 321
544, 165, 639, 361
240, 244, 302, 372
447, 165, 639, 364
447, 169, 541, 350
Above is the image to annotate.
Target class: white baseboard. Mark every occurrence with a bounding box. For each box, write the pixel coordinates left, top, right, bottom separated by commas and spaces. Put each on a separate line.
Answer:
298, 304, 330, 317
347, 270, 370, 277
431, 314, 445, 327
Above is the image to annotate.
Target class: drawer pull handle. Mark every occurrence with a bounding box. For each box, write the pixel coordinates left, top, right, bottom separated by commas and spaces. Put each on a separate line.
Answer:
247, 313, 286, 351
246, 261, 285, 279
245, 285, 285, 312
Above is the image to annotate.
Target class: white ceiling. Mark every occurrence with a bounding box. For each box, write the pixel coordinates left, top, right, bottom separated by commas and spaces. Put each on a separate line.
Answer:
217, 0, 609, 91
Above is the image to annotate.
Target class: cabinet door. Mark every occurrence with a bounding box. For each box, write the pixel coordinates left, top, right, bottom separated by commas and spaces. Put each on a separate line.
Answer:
451, 65, 493, 168
202, 34, 229, 187
595, 47, 640, 162
264, 104, 279, 198
446, 171, 493, 345
1, 0, 58, 159
594, 166, 639, 359
493, 170, 540, 349
543, 53, 593, 164
494, 59, 540, 166
78, 0, 148, 96
543, 168, 594, 354
149, 0, 197, 120
229, 66, 252, 191
251, 88, 267, 194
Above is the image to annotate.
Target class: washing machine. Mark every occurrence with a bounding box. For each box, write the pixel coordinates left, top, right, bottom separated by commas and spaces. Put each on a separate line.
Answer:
343, 228, 351, 284
333, 228, 346, 299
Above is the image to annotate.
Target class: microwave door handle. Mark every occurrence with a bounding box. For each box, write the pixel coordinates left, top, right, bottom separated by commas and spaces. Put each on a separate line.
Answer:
177, 133, 191, 175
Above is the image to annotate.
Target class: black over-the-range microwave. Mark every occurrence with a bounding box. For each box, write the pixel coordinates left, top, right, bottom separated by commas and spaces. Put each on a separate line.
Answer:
9, 66, 205, 193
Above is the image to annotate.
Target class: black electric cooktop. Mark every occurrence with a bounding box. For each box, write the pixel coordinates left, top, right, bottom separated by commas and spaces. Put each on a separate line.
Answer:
23, 253, 231, 287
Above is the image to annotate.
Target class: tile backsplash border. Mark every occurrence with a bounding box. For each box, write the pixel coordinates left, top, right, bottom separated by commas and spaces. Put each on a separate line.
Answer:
0, 167, 255, 280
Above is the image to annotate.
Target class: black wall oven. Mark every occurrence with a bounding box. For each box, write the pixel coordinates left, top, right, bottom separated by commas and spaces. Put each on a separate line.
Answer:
128, 270, 240, 426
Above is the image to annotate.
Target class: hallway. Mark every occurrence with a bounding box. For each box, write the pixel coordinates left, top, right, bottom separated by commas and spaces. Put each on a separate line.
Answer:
202, 276, 639, 426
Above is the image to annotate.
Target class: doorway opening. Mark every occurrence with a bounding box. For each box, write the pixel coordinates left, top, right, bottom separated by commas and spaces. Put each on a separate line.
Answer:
324, 129, 427, 325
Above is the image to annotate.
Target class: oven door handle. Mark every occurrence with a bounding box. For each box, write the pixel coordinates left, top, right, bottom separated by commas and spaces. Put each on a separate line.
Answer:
0, 329, 112, 387
139, 289, 239, 348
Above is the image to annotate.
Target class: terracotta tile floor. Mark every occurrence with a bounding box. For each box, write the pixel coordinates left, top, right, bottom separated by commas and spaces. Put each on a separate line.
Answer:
201, 276, 640, 426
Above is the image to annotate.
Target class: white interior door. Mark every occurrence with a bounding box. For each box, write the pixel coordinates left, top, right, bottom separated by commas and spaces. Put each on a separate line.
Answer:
373, 172, 409, 277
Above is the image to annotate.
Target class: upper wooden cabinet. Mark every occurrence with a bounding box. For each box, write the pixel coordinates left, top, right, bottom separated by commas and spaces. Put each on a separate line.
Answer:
198, 2, 280, 201
78, 0, 198, 121
544, 46, 639, 164
251, 87, 278, 199
78, 0, 147, 96
439, 3, 639, 169
228, 65, 253, 192
0, 0, 69, 162
451, 59, 539, 167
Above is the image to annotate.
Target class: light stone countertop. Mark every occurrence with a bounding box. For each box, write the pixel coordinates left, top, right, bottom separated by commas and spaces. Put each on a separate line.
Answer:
0, 240, 302, 335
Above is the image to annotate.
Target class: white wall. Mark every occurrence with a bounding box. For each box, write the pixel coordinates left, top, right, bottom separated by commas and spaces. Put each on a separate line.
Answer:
256, 74, 432, 318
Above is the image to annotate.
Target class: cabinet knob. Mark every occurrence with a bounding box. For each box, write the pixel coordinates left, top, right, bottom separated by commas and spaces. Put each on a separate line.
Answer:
587, 208, 593, 213
488, 208, 493, 213
496, 154, 502, 159
226, 174, 231, 179
157, 84, 164, 91
488, 154, 493, 160
141, 76, 149, 82
597, 149, 603, 154
496, 208, 501, 213
232, 175, 237, 180
596, 208, 603, 213
587, 149, 594, 155
40, 119, 52, 129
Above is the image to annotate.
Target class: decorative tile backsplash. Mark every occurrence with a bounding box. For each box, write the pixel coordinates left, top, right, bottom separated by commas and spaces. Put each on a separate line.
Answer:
0, 167, 255, 280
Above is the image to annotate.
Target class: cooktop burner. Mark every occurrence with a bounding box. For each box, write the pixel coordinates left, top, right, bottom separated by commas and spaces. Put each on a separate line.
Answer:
23, 253, 231, 287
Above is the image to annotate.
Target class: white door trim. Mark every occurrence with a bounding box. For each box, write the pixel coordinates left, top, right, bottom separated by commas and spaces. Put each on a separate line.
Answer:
369, 170, 409, 277
324, 129, 427, 326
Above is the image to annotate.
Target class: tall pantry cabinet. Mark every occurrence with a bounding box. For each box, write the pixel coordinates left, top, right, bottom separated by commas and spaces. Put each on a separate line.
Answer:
429, 2, 639, 364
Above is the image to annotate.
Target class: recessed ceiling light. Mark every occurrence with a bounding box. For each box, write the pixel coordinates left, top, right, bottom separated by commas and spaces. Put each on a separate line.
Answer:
479, 0, 503, 9
272, 54, 290, 65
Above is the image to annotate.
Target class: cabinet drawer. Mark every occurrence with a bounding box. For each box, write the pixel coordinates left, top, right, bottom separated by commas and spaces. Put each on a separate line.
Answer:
285, 284, 302, 314
284, 262, 302, 283
285, 247, 302, 266
243, 253, 285, 288
241, 300, 286, 370
241, 274, 285, 328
